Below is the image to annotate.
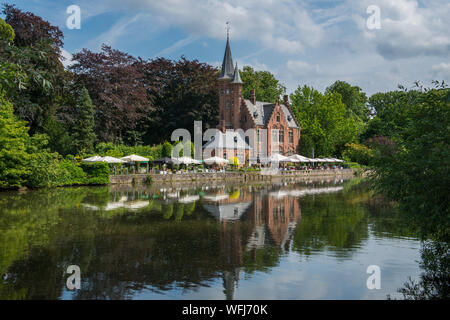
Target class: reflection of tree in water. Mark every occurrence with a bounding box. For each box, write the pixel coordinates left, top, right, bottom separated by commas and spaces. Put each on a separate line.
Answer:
394, 241, 449, 300
292, 186, 369, 257
1, 179, 369, 300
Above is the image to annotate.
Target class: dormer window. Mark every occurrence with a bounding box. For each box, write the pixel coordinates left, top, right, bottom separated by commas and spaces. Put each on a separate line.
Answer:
253, 111, 258, 118
287, 115, 292, 121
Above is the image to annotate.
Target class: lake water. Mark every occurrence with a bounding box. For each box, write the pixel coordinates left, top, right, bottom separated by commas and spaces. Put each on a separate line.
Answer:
0, 178, 423, 300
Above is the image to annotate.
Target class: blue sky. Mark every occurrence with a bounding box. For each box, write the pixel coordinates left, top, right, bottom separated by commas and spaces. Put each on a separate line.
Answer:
2, 0, 449, 95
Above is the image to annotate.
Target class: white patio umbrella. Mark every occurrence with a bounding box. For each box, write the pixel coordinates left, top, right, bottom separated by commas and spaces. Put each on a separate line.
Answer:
101, 156, 125, 163
121, 154, 150, 174
82, 155, 104, 162
175, 156, 201, 165
120, 154, 149, 162
269, 153, 290, 162
289, 154, 311, 162
203, 156, 229, 165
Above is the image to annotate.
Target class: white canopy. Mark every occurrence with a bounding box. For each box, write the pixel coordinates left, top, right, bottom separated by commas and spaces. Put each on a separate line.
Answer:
289, 154, 312, 162
102, 156, 125, 164
82, 155, 104, 162
204, 156, 229, 165
269, 153, 290, 162
121, 154, 149, 162
175, 156, 201, 165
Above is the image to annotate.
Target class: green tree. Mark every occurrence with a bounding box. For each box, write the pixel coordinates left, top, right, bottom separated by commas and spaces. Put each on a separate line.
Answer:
370, 88, 450, 241
72, 87, 96, 154
161, 141, 173, 158
326, 80, 369, 122
0, 92, 30, 188
290, 85, 362, 157
240, 66, 286, 103
342, 143, 373, 165
0, 17, 14, 43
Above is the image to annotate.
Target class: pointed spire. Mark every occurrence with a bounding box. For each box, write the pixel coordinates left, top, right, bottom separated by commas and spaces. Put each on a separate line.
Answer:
218, 24, 235, 80
231, 62, 243, 84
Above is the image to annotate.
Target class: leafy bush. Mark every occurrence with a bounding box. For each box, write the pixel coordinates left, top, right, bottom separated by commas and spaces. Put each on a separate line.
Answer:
342, 143, 373, 165
80, 162, 110, 185
59, 159, 87, 185
26, 153, 89, 188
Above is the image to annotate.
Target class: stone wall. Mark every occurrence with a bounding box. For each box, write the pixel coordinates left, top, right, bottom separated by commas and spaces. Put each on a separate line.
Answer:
109, 169, 356, 185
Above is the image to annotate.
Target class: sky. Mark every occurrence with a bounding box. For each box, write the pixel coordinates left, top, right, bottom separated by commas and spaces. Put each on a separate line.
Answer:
2, 0, 449, 96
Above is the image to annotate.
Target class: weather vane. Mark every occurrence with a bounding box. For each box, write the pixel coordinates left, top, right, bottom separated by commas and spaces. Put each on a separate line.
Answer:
226, 21, 231, 39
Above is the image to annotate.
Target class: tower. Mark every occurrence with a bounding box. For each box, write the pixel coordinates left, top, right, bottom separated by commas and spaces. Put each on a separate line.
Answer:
218, 30, 243, 131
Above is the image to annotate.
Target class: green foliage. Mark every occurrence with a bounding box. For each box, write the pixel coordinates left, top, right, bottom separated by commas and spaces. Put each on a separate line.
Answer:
290, 85, 363, 158
42, 115, 72, 155
370, 88, 450, 241
72, 87, 96, 154
80, 162, 110, 185
362, 90, 421, 141
0, 93, 30, 188
342, 143, 373, 165
161, 141, 173, 158
326, 80, 369, 122
240, 66, 286, 103
0, 17, 14, 43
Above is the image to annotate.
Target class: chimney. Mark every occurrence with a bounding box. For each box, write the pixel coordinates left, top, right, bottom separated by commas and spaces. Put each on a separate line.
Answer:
283, 95, 289, 106
250, 89, 256, 105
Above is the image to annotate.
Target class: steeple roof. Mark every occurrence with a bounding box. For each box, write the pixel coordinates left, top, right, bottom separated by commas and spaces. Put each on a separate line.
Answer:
231, 62, 243, 84
218, 35, 235, 79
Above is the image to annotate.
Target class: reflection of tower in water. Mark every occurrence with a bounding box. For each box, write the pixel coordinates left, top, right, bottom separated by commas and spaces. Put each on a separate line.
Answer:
213, 187, 302, 299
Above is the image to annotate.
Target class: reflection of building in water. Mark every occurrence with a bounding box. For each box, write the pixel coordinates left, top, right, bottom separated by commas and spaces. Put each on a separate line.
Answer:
203, 186, 302, 299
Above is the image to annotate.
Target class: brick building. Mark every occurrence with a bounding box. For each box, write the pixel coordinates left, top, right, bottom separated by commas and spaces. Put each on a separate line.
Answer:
204, 33, 301, 164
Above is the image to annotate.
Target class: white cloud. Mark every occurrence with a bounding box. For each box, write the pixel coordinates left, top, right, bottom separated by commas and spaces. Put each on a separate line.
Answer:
84, 0, 325, 55
85, 13, 151, 50
154, 35, 199, 58
57, 0, 450, 95
351, 0, 450, 59
60, 49, 74, 68
432, 62, 450, 79
286, 60, 321, 75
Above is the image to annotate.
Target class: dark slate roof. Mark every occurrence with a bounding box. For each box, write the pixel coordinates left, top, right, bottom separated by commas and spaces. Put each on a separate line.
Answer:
243, 99, 299, 128
218, 36, 235, 79
231, 63, 243, 84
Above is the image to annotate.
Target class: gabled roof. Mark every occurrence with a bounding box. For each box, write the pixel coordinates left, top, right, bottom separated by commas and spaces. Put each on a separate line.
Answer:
218, 36, 235, 79
243, 99, 299, 128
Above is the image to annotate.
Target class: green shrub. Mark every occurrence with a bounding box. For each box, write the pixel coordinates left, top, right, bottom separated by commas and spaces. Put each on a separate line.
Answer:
342, 143, 373, 165
81, 162, 110, 185
343, 161, 361, 169
59, 159, 87, 185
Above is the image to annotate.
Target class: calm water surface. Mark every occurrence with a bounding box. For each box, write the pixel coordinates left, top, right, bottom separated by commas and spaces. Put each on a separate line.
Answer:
0, 178, 422, 299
